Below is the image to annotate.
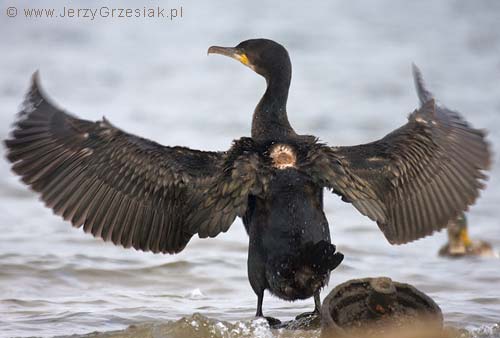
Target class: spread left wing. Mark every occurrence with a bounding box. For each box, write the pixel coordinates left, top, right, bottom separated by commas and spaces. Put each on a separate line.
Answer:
4, 72, 268, 253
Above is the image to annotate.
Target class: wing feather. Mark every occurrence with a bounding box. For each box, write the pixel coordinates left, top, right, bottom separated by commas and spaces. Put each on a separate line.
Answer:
306, 66, 490, 244
4, 73, 268, 253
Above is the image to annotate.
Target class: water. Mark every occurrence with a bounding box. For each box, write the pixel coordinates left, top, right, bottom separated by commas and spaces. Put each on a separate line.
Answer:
1, 1, 499, 337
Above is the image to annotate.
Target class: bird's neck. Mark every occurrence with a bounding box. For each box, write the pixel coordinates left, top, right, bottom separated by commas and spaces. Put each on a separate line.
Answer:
252, 73, 295, 142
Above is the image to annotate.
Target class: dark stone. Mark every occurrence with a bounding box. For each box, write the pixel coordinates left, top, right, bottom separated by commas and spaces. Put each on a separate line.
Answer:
320, 277, 443, 337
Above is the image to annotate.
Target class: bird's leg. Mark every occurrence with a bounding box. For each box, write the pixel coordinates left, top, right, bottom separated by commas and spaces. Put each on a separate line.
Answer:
295, 291, 322, 320
255, 291, 264, 317
314, 291, 322, 313
255, 291, 281, 327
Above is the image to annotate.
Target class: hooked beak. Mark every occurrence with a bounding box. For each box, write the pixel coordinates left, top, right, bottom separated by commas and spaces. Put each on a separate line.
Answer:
207, 46, 251, 67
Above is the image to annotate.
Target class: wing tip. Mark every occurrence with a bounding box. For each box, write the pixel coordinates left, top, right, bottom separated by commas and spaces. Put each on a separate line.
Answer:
411, 63, 434, 106
18, 70, 71, 123
32, 69, 41, 88
19, 70, 47, 117
4, 71, 43, 152
27, 69, 43, 102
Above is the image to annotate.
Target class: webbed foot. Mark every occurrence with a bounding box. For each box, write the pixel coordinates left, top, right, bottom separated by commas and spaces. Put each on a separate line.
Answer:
294, 311, 321, 329
295, 310, 319, 320
262, 316, 281, 328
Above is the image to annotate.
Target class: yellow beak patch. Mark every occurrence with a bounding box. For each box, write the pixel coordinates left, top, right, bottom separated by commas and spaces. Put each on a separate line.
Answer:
237, 53, 250, 66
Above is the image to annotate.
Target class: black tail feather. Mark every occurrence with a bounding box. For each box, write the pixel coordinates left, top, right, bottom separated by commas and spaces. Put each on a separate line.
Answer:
306, 240, 344, 274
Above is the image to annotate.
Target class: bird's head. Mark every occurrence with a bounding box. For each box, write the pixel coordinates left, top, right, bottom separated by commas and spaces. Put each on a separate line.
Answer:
208, 39, 291, 81
447, 214, 472, 251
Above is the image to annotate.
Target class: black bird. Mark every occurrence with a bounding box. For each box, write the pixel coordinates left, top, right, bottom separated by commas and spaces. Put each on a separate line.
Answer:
4, 39, 491, 323
438, 213, 495, 257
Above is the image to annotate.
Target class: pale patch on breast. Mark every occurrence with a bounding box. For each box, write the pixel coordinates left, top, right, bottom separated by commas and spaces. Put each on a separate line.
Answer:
269, 144, 297, 169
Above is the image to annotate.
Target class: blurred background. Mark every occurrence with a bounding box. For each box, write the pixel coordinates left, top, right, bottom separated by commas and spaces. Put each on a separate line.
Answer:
0, 0, 499, 337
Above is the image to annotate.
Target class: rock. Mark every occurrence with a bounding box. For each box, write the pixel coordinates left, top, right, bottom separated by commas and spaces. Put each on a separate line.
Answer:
320, 277, 444, 338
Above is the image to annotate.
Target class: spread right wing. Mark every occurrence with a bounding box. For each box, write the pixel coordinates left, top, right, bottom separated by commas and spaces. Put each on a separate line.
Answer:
304, 66, 491, 244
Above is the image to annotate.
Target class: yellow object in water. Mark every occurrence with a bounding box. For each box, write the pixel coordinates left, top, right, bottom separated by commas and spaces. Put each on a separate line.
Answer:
439, 213, 495, 257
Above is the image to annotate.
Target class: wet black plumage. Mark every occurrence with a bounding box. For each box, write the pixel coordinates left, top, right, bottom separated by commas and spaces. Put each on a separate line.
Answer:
4, 39, 491, 321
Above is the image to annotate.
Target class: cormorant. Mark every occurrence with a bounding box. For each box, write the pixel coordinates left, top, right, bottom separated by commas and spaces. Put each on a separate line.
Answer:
4, 39, 491, 323
439, 213, 495, 257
